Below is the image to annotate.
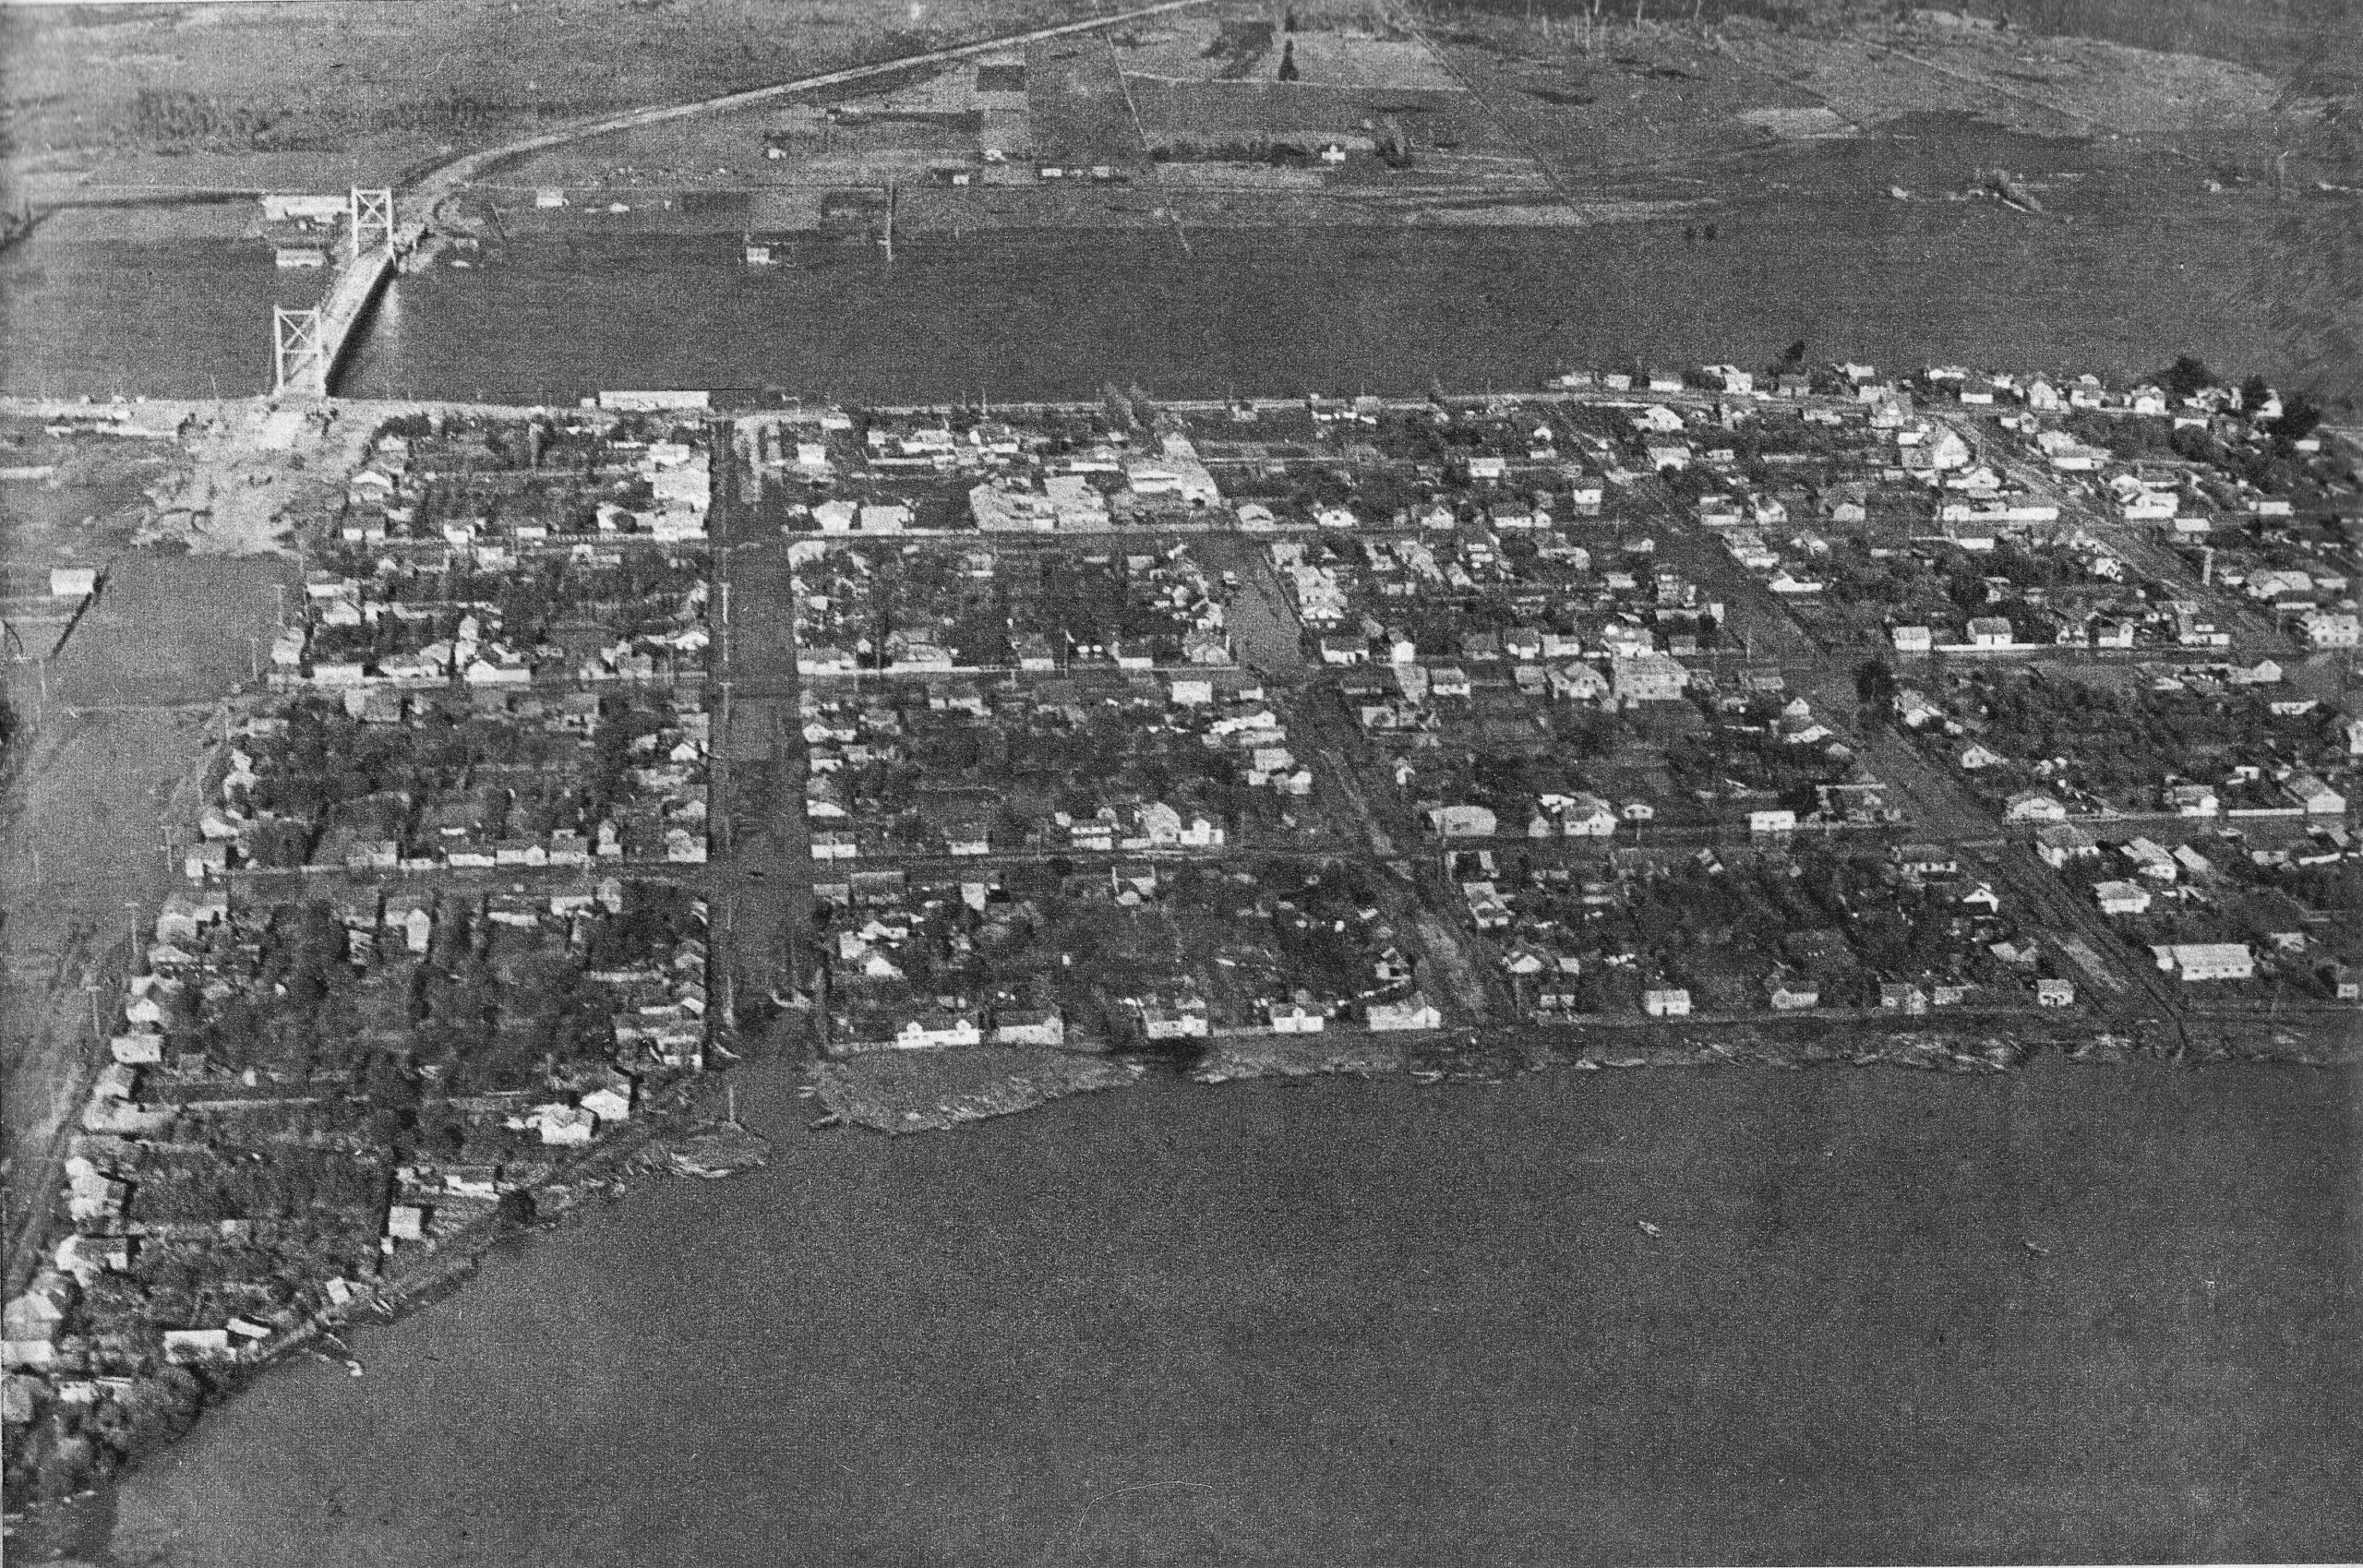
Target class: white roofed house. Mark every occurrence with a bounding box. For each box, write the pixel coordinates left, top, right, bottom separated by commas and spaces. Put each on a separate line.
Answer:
1558, 793, 1618, 839
2147, 778, 2215, 817
2284, 774, 2346, 816
2003, 789, 2067, 823
2298, 610, 2360, 648
1265, 992, 1327, 1033
991, 1006, 1065, 1048
2151, 943, 2255, 983
2092, 880, 2153, 916
1367, 992, 1443, 1032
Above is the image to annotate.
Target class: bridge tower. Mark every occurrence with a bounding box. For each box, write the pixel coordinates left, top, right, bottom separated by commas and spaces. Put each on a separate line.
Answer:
349, 186, 395, 255
272, 306, 326, 397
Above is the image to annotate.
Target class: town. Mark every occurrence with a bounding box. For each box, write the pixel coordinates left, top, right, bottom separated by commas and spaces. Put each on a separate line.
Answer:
5, 353, 2359, 1503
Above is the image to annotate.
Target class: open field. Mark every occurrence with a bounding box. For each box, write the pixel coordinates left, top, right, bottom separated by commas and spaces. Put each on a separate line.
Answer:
0, 705, 215, 1287
0, 0, 1134, 202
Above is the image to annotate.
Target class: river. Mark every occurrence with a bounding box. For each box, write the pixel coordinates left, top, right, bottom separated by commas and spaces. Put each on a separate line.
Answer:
2, 186, 2292, 405
100, 1060, 2360, 1565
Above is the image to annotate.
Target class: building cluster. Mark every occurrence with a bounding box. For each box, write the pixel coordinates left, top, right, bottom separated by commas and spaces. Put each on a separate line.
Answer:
5, 412, 724, 1494
788, 537, 1230, 674
1447, 838, 2064, 1019
4, 878, 705, 1419
817, 857, 1434, 1053
191, 684, 710, 876
335, 416, 711, 548
800, 668, 1313, 863
273, 546, 709, 689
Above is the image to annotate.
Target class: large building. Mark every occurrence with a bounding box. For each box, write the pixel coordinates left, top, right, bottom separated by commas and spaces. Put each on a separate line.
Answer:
2150, 943, 2255, 983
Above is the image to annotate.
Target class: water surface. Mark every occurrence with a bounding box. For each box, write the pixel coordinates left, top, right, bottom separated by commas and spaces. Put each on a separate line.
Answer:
108, 1061, 2361, 1566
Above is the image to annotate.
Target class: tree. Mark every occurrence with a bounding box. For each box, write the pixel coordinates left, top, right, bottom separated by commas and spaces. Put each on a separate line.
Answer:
2158, 354, 2214, 401
2269, 393, 2323, 446
2240, 374, 2273, 412
1854, 659, 1897, 728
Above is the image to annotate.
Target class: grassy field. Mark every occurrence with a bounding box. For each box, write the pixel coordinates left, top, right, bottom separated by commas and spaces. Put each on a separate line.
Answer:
0, 0, 1132, 200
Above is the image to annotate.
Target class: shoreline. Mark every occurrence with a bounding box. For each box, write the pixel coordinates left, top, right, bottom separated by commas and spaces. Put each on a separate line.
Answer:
811, 1011, 2363, 1140
6, 1028, 2354, 1556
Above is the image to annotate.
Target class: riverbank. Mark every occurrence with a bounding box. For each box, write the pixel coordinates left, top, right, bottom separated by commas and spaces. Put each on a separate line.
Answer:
814, 1013, 2362, 1138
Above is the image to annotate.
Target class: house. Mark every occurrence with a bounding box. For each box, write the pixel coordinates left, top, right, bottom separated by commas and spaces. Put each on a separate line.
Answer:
1894, 844, 1958, 878
2003, 790, 2068, 823
154, 889, 229, 944
2165, 784, 2220, 818
530, 1102, 597, 1145
858, 1008, 983, 1051
2285, 774, 2346, 816
1641, 987, 1692, 1018
162, 1329, 235, 1364
1462, 881, 1513, 929
111, 1032, 164, 1065
2151, 943, 2255, 983
1768, 977, 1820, 1011
2036, 978, 2075, 1008
1558, 794, 1618, 839
1748, 808, 1797, 834
1880, 982, 1929, 1016
2298, 610, 2360, 649
1891, 625, 1933, 653
1138, 994, 1209, 1040
1959, 743, 2005, 771
1427, 804, 1497, 840
2092, 880, 2153, 916
1612, 652, 1688, 704
1265, 993, 1327, 1033
2124, 837, 2178, 881
1965, 616, 2015, 649
991, 1007, 1066, 1048
383, 892, 435, 953
2034, 822, 2099, 868
581, 1084, 633, 1125
1894, 688, 1944, 729
1367, 992, 1444, 1032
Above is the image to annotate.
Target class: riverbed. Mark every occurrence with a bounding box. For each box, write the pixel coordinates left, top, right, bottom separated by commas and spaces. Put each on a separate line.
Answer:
100, 1059, 2359, 1565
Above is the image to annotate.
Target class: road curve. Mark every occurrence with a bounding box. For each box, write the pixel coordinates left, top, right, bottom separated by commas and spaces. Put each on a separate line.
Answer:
405, 0, 1213, 221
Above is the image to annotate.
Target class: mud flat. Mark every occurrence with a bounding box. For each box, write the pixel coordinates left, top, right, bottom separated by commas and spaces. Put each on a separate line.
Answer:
814, 1046, 1146, 1132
